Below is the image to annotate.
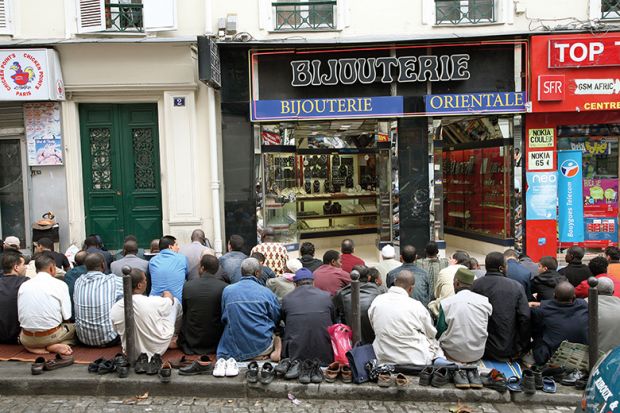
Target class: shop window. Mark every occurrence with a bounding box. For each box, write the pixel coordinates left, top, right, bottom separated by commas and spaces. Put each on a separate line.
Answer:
76, 0, 176, 34
601, 0, 620, 19
272, 0, 337, 31
435, 0, 495, 25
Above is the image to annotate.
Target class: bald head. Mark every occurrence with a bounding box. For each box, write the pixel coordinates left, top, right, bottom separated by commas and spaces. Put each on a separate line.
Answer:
74, 250, 88, 266
597, 277, 615, 296
191, 229, 206, 244
123, 240, 138, 255
394, 270, 415, 291
554, 281, 575, 303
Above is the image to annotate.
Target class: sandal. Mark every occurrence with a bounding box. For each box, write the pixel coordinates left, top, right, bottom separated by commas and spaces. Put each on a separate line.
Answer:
43, 353, 74, 371
506, 376, 522, 392
542, 377, 557, 394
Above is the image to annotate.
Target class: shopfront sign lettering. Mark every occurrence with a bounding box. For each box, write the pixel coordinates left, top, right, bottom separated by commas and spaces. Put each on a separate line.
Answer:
0, 49, 64, 101
528, 128, 554, 148
528, 151, 553, 170
424, 92, 525, 114
251, 96, 404, 121
549, 37, 620, 68
290, 54, 470, 87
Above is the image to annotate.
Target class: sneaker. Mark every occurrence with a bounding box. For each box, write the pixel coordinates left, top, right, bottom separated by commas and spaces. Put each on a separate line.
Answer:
340, 364, 352, 383
159, 361, 172, 383
134, 353, 149, 374
298, 360, 314, 384
285, 359, 302, 380
246, 361, 259, 384
466, 369, 483, 389
419, 366, 434, 386
430, 367, 450, 388
310, 360, 323, 384
325, 362, 340, 383
146, 354, 163, 375
482, 369, 508, 393
452, 369, 470, 389
225, 358, 239, 377
213, 358, 227, 377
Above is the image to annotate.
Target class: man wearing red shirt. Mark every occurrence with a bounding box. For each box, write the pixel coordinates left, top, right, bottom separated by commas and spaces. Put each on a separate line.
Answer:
313, 250, 351, 296
340, 239, 365, 274
575, 256, 620, 299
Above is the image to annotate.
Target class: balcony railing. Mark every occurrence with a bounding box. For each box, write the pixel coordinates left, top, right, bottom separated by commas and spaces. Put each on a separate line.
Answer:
273, 1, 337, 31
602, 0, 620, 19
105, 3, 144, 32
435, 0, 495, 25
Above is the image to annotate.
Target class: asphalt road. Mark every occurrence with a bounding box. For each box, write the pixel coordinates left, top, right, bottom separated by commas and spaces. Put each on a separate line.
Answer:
0, 395, 578, 413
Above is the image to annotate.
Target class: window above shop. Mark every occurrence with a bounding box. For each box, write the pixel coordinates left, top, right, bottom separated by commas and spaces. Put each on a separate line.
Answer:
76, 0, 177, 34
272, 0, 337, 31
435, 0, 495, 25
601, 0, 620, 19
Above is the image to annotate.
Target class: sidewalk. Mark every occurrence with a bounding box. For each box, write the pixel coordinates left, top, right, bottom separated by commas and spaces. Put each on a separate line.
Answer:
0, 361, 582, 407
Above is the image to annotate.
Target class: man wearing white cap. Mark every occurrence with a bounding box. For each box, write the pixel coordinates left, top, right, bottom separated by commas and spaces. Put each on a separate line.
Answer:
373, 245, 400, 288
3, 236, 21, 251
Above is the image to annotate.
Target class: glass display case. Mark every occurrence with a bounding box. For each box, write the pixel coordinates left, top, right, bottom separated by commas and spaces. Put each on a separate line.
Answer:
442, 145, 513, 240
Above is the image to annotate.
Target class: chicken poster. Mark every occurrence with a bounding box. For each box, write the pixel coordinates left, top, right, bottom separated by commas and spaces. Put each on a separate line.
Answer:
24, 102, 63, 166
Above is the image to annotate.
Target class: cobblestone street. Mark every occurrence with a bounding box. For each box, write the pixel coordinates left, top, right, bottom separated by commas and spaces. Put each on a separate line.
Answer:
0, 396, 578, 413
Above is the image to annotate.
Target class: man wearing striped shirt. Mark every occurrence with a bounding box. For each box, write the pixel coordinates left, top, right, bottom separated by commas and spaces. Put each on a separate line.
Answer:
74, 253, 123, 347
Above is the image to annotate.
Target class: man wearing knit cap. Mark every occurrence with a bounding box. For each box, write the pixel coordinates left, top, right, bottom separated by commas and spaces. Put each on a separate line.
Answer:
436, 268, 492, 363
280, 268, 335, 364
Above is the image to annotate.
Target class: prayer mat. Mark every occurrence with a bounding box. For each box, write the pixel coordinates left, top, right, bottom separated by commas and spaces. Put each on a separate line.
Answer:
478, 359, 523, 379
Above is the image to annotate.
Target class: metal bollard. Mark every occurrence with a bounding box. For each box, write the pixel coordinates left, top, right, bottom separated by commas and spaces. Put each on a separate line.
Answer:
350, 270, 361, 344
121, 266, 137, 365
587, 276, 599, 372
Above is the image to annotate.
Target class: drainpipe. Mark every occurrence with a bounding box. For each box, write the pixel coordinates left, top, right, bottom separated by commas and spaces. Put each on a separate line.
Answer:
207, 87, 223, 255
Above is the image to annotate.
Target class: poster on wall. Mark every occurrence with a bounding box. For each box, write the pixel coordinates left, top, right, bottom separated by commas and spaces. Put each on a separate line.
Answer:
558, 150, 584, 242
24, 102, 63, 166
584, 217, 618, 242
526, 172, 558, 220
583, 178, 618, 217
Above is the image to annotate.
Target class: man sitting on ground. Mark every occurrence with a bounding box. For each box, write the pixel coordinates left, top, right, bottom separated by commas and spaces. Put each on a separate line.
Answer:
110, 240, 149, 278
250, 228, 289, 276
334, 265, 382, 344
64, 250, 88, 321
369, 270, 444, 365
18, 252, 75, 355
313, 250, 352, 296
35, 237, 70, 272
340, 239, 365, 274
531, 282, 588, 365
74, 253, 123, 347
558, 246, 592, 287
0, 251, 29, 344
436, 268, 492, 363
267, 259, 301, 302
593, 277, 620, 353
504, 249, 534, 301
428, 251, 470, 317
373, 245, 400, 290
177, 254, 227, 355
281, 268, 335, 365
110, 269, 182, 357
386, 245, 432, 307
219, 235, 247, 284
297, 242, 322, 272
575, 256, 620, 298
113, 235, 146, 261
604, 246, 620, 281
251, 252, 276, 286
217, 258, 281, 362
179, 229, 215, 281
416, 242, 449, 301
83, 235, 113, 272
149, 235, 188, 301
531, 256, 567, 302
472, 252, 530, 361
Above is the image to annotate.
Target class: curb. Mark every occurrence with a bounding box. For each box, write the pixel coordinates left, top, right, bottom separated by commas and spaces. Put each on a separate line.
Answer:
0, 362, 579, 406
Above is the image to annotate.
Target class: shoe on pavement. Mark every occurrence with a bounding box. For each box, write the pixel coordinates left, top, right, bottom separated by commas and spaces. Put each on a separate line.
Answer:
274, 358, 291, 377
298, 360, 314, 384
146, 354, 163, 376
395, 373, 409, 387
325, 362, 340, 383
88, 358, 105, 374
340, 364, 352, 383
452, 369, 470, 389
285, 359, 302, 380
378, 372, 393, 388
213, 358, 227, 377
246, 361, 259, 383
31, 356, 46, 375
260, 362, 275, 384
521, 369, 537, 395
97, 359, 116, 375
466, 369, 483, 389
179, 356, 212, 376
310, 360, 323, 384
225, 358, 239, 377
43, 354, 74, 371
430, 367, 449, 387
482, 369, 508, 393
134, 353, 149, 374
159, 361, 172, 383
561, 369, 585, 386
419, 366, 434, 386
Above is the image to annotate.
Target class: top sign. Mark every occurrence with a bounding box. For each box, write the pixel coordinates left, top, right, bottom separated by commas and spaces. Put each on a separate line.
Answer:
0, 49, 65, 101
548, 36, 620, 68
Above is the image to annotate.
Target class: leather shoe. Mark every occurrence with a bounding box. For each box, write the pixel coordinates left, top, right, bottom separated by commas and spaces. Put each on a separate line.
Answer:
146, 354, 163, 375
97, 359, 116, 375
378, 372, 393, 387
274, 358, 291, 377
482, 369, 507, 393
452, 369, 470, 389
521, 369, 536, 395
467, 369, 483, 389
325, 362, 340, 383
340, 364, 352, 383
134, 353, 149, 374
159, 361, 172, 383
395, 373, 409, 387
88, 357, 105, 374
419, 367, 434, 386
260, 362, 276, 384
43, 354, 74, 371
431, 367, 449, 388
532, 368, 543, 390
31, 356, 46, 375
245, 361, 259, 383
561, 369, 586, 386
298, 360, 314, 384
179, 356, 212, 376
285, 359, 302, 380
310, 360, 323, 384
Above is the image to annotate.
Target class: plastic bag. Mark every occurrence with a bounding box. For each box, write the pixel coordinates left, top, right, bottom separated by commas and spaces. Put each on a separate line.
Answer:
328, 323, 352, 365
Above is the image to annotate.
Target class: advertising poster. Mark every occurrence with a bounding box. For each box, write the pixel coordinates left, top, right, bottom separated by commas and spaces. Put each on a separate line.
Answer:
526, 172, 557, 220
583, 178, 618, 217
24, 102, 63, 166
558, 151, 584, 242
584, 217, 618, 242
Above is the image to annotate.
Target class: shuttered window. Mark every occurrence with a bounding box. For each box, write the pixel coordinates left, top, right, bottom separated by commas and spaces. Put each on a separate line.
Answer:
76, 0, 106, 33
0, 0, 13, 35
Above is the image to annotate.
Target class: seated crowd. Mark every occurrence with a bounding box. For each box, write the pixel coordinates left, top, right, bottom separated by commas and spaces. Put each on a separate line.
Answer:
2, 232, 620, 377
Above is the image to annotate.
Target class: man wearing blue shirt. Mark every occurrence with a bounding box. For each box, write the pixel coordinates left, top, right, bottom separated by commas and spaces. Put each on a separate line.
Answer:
149, 235, 188, 301
504, 249, 534, 301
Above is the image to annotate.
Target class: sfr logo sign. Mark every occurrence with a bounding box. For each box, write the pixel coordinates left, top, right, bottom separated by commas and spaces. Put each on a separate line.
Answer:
549, 37, 620, 68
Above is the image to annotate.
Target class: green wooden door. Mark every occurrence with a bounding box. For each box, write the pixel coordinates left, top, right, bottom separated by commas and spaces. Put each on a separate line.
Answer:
80, 104, 162, 250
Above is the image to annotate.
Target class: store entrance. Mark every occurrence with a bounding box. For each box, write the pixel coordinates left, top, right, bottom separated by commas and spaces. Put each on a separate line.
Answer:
433, 115, 521, 257
255, 120, 396, 260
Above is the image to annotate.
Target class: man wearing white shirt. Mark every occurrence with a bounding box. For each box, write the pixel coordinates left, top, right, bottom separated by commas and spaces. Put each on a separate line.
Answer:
18, 252, 75, 355
369, 270, 443, 365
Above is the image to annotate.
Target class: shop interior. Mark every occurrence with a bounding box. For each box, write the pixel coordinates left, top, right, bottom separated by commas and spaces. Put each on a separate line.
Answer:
255, 120, 396, 259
